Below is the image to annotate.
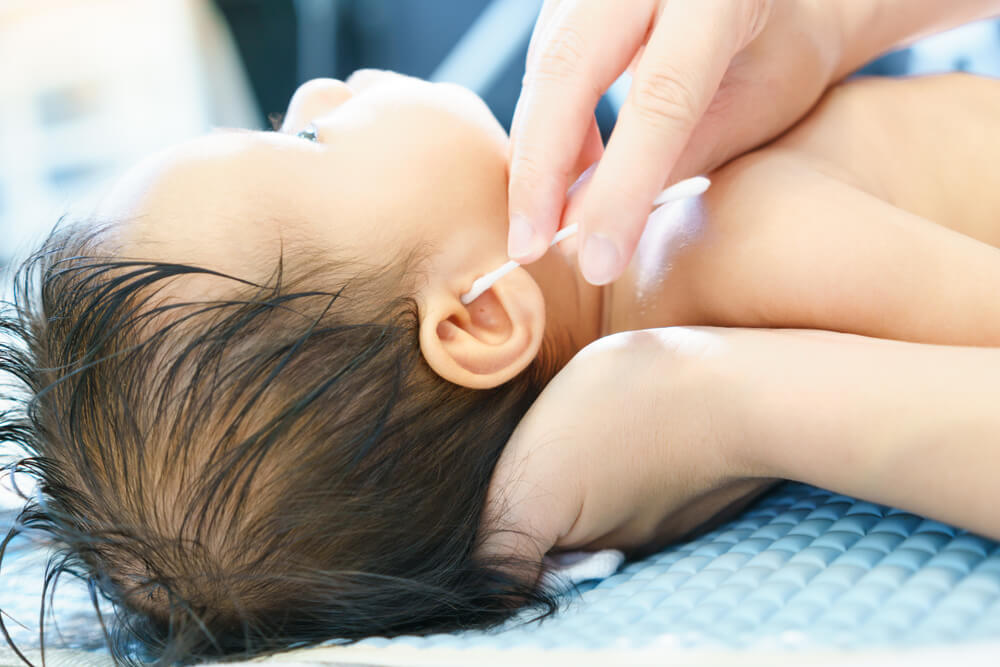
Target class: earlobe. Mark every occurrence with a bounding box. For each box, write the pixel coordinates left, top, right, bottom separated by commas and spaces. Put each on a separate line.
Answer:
419, 268, 546, 389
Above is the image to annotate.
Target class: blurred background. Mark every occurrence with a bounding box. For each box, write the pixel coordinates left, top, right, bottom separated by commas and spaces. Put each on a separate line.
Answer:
2, 0, 1000, 275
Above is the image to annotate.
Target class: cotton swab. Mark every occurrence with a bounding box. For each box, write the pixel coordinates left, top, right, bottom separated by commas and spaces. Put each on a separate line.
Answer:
460, 175, 711, 305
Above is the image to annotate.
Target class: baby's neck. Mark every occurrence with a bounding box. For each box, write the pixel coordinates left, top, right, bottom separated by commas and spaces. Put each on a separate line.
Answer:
526, 248, 606, 370
529, 239, 695, 373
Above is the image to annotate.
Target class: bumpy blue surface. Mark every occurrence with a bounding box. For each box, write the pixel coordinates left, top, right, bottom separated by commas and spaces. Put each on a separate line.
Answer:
352, 483, 1000, 651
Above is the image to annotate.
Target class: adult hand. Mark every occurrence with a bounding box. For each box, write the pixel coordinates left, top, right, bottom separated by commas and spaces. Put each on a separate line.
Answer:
507, 0, 843, 284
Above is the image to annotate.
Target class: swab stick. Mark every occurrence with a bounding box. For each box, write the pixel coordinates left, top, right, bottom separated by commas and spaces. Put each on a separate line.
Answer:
461, 176, 710, 304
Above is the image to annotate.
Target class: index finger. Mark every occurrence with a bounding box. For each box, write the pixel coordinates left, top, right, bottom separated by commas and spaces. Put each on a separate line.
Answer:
576, 0, 764, 284
507, 0, 656, 263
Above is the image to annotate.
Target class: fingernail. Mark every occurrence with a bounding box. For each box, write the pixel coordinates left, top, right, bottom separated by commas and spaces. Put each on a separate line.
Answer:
580, 234, 620, 285
508, 214, 538, 260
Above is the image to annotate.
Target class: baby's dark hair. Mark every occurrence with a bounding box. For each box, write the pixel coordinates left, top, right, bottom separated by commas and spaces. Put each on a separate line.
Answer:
0, 220, 559, 665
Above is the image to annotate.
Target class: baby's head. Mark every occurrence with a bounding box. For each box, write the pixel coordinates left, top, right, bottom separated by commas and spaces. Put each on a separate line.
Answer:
0, 72, 599, 663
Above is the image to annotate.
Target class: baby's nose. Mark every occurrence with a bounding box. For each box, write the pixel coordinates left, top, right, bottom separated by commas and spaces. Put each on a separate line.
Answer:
344, 68, 408, 92
281, 78, 353, 133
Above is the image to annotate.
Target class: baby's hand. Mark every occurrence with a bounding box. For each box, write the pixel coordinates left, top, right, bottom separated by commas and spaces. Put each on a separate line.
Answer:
481, 328, 763, 570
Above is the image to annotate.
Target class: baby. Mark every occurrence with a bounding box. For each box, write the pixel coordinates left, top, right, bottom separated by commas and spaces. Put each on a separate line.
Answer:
2, 69, 1000, 664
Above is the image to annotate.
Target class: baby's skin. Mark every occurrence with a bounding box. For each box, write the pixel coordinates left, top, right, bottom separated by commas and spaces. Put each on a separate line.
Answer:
606, 73, 1000, 344
93, 70, 1000, 573
486, 73, 1000, 567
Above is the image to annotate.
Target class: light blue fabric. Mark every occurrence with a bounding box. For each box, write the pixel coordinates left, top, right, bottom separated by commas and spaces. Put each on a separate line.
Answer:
349, 483, 1000, 651
859, 19, 1000, 77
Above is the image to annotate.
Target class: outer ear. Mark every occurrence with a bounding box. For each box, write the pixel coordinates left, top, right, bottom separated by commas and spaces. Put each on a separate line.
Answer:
419, 268, 546, 389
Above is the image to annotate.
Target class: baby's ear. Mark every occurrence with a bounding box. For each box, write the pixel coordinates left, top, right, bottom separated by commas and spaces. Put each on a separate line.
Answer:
419, 268, 545, 389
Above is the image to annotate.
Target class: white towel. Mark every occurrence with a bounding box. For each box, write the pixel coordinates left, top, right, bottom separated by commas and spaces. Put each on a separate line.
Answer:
539, 549, 625, 593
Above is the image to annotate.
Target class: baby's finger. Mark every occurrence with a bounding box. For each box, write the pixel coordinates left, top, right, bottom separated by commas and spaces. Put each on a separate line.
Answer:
508, 0, 655, 263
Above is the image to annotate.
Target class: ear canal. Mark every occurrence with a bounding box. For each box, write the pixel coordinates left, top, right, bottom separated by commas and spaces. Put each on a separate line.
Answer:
418, 269, 545, 389
462, 289, 514, 344
435, 288, 513, 347
438, 287, 527, 377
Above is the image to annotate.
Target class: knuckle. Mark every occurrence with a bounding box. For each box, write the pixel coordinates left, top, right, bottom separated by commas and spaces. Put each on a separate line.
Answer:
510, 133, 576, 181
630, 65, 701, 131
509, 151, 561, 201
509, 151, 546, 184
529, 24, 589, 83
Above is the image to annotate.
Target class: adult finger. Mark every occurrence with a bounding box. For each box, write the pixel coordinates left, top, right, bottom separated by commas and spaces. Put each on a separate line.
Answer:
576, 0, 771, 285
571, 115, 604, 186
508, 0, 567, 157
514, 110, 603, 205
523, 0, 565, 70
508, 0, 657, 263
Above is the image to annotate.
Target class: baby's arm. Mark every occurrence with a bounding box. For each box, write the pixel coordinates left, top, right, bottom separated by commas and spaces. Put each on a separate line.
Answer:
492, 78, 1000, 563
726, 327, 1000, 541
776, 74, 1000, 247
629, 76, 1000, 346
486, 326, 1000, 564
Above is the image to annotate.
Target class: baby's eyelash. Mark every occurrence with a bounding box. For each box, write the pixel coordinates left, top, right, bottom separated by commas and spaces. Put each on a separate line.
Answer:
260, 114, 319, 142
296, 124, 319, 143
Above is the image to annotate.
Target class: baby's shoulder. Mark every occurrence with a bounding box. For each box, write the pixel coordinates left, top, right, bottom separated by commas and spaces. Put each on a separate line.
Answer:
807, 73, 998, 129
776, 73, 999, 158
723, 74, 1000, 205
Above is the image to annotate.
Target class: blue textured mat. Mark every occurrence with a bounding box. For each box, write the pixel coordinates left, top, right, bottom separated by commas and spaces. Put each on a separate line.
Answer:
352, 483, 1000, 651
3, 482, 999, 664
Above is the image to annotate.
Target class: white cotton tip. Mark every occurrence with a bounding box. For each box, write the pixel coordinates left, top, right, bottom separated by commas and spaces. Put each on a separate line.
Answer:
460, 228, 581, 304
652, 175, 711, 206
460, 176, 711, 304
461, 260, 520, 305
